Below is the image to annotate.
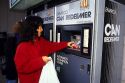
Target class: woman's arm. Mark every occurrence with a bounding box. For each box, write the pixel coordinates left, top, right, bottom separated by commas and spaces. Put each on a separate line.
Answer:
40, 38, 73, 55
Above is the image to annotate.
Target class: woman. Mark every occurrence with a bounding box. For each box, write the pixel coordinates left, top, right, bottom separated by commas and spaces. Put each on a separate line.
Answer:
14, 16, 74, 83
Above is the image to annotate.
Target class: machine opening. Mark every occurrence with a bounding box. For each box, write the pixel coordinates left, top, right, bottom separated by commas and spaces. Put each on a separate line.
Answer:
68, 34, 81, 51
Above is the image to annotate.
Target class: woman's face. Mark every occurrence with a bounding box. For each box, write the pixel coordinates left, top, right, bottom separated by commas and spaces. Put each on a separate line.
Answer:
37, 25, 43, 37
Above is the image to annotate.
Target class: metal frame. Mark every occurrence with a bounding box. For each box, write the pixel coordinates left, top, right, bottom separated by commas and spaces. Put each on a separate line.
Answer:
91, 0, 105, 83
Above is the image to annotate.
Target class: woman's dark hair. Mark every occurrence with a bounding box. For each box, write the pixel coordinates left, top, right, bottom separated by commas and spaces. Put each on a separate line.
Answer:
18, 16, 44, 43
25, 16, 43, 29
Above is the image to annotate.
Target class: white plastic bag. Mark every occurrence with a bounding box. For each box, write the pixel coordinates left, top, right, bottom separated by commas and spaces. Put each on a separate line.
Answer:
39, 57, 60, 83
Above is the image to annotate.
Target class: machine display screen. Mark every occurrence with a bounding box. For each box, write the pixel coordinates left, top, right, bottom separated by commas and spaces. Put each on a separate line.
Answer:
83, 29, 89, 54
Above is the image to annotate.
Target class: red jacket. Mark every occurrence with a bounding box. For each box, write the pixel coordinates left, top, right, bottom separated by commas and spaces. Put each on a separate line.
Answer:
14, 37, 67, 83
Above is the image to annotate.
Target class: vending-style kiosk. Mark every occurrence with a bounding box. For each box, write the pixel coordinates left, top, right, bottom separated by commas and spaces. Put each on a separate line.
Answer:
54, 0, 95, 83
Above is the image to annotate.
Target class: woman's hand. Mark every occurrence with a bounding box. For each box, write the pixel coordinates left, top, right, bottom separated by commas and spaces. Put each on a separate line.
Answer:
67, 42, 79, 49
42, 56, 52, 63
67, 42, 74, 48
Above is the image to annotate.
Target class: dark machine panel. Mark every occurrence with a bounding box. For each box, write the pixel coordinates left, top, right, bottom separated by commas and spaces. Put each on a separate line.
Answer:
56, 52, 91, 83
56, 24, 93, 58
55, 23, 93, 83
